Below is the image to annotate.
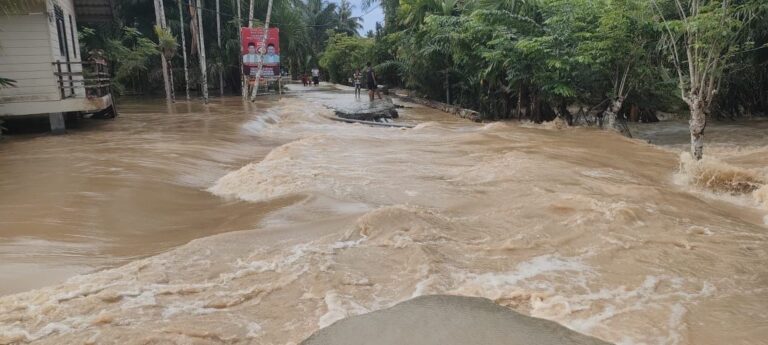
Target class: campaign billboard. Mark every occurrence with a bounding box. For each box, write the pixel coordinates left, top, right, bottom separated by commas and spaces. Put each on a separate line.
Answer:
241, 27, 280, 78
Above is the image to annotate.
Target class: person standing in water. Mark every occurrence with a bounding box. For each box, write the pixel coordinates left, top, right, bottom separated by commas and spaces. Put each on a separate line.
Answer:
353, 68, 362, 98
365, 62, 382, 101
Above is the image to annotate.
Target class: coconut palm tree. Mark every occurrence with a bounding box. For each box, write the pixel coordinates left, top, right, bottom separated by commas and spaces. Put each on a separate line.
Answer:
336, 0, 363, 36
303, 0, 339, 56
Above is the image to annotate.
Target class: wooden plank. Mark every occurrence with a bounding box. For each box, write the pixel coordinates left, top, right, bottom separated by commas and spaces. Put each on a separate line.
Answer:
0, 16, 47, 32
0, 70, 55, 80
0, 63, 53, 72
0, 88, 58, 96
0, 95, 112, 116
0, 94, 58, 103
3, 78, 58, 87
0, 55, 56, 64
0, 31, 51, 40
0, 87, 59, 97
1, 46, 52, 56
0, 39, 50, 48
2, 79, 58, 89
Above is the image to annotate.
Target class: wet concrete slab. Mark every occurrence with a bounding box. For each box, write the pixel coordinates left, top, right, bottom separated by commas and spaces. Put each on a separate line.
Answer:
301, 295, 612, 345
284, 83, 399, 122
332, 99, 399, 122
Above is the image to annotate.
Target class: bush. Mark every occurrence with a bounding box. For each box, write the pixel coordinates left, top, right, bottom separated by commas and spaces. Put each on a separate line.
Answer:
319, 34, 373, 85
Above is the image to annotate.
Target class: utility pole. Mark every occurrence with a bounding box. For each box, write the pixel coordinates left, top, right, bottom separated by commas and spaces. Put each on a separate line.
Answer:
249, 0, 273, 101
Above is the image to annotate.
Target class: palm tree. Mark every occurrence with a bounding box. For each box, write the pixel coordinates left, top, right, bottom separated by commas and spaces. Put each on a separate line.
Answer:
277, 7, 312, 76
336, 0, 363, 36
361, 0, 400, 33
302, 0, 339, 56
399, 0, 462, 29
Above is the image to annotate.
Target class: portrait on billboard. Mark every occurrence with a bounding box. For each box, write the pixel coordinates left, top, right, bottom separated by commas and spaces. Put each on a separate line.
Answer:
241, 27, 280, 78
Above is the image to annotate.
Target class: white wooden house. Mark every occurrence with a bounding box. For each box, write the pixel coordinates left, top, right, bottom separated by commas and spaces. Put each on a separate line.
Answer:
0, 0, 116, 134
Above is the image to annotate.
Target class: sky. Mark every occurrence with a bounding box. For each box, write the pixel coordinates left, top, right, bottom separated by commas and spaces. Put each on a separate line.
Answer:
329, 0, 385, 35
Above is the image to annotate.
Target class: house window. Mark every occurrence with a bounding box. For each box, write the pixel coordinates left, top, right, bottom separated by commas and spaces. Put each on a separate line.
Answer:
54, 6, 67, 57
69, 15, 77, 58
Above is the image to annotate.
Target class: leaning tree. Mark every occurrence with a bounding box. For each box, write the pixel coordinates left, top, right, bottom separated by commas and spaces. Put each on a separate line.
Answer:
653, 0, 760, 160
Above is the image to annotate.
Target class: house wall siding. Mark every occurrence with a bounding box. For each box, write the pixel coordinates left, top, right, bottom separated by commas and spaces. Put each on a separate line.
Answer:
0, 13, 58, 104
0, 0, 84, 106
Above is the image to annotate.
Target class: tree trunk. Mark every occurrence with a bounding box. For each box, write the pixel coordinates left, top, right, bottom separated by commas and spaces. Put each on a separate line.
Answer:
188, 2, 198, 55
168, 60, 175, 102
445, 73, 450, 105
602, 96, 632, 136
195, 0, 209, 103
689, 98, 707, 160
237, 0, 246, 99
216, 0, 223, 96
629, 104, 639, 122
530, 91, 540, 123
248, 0, 255, 27
516, 83, 523, 120
559, 101, 572, 125
179, 0, 190, 100
249, 0, 274, 101
602, 97, 623, 129
153, 0, 172, 103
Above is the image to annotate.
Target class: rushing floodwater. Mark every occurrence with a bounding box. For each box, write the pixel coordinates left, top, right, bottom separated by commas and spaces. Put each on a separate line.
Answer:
0, 87, 766, 344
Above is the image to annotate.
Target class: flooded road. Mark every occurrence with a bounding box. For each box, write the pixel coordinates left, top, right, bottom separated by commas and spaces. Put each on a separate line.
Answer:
0, 97, 292, 295
0, 88, 767, 344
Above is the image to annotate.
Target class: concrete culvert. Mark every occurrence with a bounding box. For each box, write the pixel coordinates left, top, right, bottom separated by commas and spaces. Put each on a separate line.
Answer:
300, 295, 612, 345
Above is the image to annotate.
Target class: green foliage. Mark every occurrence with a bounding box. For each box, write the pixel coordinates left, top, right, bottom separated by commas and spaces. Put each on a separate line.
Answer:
650, 0, 767, 122
81, 26, 158, 95
0, 77, 16, 88
364, 0, 765, 122
154, 25, 178, 60
75, 0, 372, 95
319, 34, 373, 83
70, 0, 765, 116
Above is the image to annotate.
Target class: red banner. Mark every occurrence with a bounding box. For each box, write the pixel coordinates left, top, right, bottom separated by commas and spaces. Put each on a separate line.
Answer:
241, 27, 280, 78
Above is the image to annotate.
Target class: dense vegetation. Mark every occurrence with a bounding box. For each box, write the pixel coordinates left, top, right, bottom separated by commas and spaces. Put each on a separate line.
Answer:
71, 0, 768, 126
2, 0, 766, 157
340, 0, 767, 159
70, 0, 364, 96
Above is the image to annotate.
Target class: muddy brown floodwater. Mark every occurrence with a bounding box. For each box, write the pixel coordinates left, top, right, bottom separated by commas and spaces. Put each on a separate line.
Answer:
0, 88, 767, 345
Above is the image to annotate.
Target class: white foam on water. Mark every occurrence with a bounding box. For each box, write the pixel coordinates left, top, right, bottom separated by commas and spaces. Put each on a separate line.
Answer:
245, 322, 263, 338
411, 275, 438, 299
161, 301, 217, 319
546, 276, 715, 344
0, 321, 75, 343
120, 291, 156, 309
675, 152, 767, 211
317, 291, 369, 329
666, 304, 688, 345
451, 255, 591, 301
329, 238, 366, 250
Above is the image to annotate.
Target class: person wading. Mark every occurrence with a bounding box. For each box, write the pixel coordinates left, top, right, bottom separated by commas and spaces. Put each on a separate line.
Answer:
353, 68, 362, 98
366, 62, 382, 101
